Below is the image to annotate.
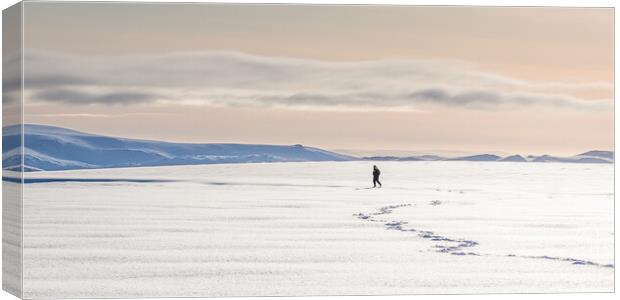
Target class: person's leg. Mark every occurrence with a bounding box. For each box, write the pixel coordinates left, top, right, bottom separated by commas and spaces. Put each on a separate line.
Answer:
377, 178, 382, 187
373, 177, 378, 187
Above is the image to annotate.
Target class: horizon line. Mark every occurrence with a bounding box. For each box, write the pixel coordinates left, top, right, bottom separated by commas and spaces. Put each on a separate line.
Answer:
2, 123, 613, 159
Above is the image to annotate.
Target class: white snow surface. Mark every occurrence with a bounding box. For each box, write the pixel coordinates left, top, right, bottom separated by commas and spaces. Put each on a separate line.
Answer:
20, 161, 613, 298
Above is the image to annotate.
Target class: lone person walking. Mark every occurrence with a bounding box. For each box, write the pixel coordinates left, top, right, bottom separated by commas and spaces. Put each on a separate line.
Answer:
373, 165, 382, 188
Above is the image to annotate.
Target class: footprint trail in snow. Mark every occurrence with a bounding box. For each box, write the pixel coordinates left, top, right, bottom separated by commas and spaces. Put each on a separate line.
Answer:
353, 204, 613, 268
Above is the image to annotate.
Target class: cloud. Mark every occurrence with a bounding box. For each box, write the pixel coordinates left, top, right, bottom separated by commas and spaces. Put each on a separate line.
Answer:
21, 49, 612, 111
3, 52, 24, 104
211, 88, 609, 111
25, 75, 93, 89
35, 89, 156, 105
404, 88, 610, 110
27, 112, 167, 118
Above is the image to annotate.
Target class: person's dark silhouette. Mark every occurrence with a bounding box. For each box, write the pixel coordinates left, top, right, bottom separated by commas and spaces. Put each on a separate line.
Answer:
373, 165, 382, 188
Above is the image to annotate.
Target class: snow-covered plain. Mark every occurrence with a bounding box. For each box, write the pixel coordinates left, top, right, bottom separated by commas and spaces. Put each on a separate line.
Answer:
19, 161, 613, 298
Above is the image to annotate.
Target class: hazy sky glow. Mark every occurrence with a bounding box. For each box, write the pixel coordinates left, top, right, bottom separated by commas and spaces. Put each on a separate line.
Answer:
18, 2, 614, 156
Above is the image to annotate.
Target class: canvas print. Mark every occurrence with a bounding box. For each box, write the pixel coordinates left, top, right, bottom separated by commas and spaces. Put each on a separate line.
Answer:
2, 2, 614, 298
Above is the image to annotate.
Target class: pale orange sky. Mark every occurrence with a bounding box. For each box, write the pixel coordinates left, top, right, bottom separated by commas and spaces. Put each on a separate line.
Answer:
18, 2, 614, 156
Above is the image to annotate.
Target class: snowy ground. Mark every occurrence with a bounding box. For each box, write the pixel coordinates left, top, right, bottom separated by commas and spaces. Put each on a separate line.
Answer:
19, 161, 614, 298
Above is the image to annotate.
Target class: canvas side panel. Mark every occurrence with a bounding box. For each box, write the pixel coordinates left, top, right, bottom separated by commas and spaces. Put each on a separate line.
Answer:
3, 1, 23, 298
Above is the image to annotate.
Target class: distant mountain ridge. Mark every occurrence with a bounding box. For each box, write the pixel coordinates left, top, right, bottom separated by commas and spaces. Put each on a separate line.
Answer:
362, 151, 613, 164
2, 124, 355, 171
1, 124, 613, 172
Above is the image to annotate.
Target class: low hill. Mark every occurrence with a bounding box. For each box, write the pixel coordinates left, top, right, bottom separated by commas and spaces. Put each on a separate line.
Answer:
500, 155, 527, 162
449, 154, 501, 162
576, 150, 614, 160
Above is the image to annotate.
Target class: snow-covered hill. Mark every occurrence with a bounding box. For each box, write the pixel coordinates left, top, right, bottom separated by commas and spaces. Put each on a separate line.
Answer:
2, 124, 355, 171
2, 124, 613, 171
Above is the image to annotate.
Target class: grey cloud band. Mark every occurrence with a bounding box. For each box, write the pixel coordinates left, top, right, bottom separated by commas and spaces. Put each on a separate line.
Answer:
20, 50, 611, 110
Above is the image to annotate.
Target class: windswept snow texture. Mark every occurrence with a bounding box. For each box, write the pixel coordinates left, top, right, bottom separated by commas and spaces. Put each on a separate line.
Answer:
2, 124, 354, 171
19, 161, 613, 297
